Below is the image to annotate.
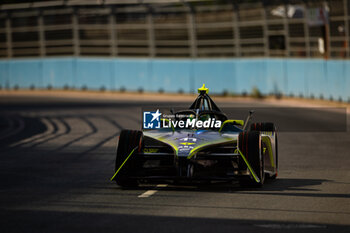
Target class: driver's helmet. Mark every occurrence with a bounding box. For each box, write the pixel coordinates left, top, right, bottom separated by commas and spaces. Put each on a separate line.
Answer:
188, 114, 195, 121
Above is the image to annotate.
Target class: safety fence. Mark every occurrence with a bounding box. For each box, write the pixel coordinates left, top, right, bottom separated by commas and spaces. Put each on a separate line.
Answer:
0, 57, 349, 102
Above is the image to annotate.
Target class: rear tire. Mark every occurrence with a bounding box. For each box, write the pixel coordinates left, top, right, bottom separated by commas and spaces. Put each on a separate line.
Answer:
238, 131, 265, 187
114, 130, 143, 187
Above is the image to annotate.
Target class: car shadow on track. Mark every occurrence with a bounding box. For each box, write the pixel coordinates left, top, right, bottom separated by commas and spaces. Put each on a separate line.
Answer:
115, 177, 339, 198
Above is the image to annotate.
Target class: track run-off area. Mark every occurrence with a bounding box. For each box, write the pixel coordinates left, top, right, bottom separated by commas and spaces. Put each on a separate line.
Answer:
0, 91, 349, 233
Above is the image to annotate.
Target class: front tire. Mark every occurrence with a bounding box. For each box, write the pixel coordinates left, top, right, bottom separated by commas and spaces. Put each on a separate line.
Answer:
250, 122, 278, 179
250, 122, 275, 131
114, 130, 143, 187
269, 133, 278, 179
238, 131, 265, 187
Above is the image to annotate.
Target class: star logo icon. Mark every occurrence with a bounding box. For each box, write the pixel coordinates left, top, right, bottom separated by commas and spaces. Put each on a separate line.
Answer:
143, 109, 162, 129
150, 109, 161, 122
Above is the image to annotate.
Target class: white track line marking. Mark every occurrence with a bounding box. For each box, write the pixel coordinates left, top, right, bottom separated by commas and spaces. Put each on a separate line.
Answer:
138, 184, 168, 198
138, 190, 157, 198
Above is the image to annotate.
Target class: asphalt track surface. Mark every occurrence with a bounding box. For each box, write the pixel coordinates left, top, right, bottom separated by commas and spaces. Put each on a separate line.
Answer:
0, 95, 349, 233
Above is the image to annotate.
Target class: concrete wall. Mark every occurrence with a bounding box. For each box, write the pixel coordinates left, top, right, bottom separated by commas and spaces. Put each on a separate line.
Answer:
0, 58, 349, 101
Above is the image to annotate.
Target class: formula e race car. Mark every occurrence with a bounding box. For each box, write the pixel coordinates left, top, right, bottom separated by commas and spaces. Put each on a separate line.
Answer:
111, 84, 278, 187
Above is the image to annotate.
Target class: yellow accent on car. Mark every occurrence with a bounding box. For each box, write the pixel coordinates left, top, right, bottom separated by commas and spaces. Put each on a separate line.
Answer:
237, 148, 261, 183
198, 83, 209, 94
159, 137, 179, 156
142, 132, 179, 156
143, 148, 159, 153
187, 138, 233, 159
219, 119, 244, 132
180, 142, 195, 145
110, 146, 137, 181
261, 135, 275, 167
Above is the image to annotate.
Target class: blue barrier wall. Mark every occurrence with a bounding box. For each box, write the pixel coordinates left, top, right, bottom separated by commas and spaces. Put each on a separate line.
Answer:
0, 57, 349, 101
